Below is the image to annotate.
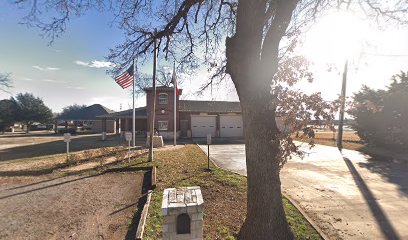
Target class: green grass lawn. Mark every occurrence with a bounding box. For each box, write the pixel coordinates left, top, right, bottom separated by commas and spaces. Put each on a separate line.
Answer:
142, 145, 322, 240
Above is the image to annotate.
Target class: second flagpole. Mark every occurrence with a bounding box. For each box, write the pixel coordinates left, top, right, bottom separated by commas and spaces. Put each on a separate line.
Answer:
132, 58, 136, 147
173, 62, 177, 146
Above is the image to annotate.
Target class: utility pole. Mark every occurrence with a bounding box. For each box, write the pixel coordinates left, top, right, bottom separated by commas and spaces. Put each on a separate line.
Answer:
148, 33, 158, 162
337, 60, 348, 149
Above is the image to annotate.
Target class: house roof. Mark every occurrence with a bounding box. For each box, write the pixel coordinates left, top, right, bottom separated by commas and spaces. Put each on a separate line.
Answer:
179, 100, 241, 113
57, 104, 114, 121
97, 107, 147, 119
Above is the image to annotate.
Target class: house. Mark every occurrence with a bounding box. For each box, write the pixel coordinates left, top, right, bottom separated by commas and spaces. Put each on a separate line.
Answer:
98, 86, 244, 138
56, 104, 116, 133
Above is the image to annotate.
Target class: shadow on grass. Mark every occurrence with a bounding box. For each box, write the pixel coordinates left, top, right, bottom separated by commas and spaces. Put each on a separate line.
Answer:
0, 134, 149, 162
0, 131, 55, 138
0, 151, 148, 177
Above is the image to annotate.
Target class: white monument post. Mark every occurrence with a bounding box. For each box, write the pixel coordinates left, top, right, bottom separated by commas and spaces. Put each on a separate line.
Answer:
63, 133, 71, 161
206, 134, 211, 170
125, 131, 132, 162
162, 186, 204, 240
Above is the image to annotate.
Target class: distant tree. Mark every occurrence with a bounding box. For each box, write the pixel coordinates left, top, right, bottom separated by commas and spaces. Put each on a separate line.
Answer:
13, 93, 53, 133
60, 104, 87, 117
350, 71, 408, 150
0, 72, 12, 93
0, 99, 20, 132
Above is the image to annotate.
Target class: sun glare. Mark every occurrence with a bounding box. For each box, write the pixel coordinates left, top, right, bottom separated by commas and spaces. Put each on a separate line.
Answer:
302, 12, 372, 67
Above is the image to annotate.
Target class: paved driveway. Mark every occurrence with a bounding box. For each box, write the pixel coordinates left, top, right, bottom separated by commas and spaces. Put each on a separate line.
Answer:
199, 143, 408, 240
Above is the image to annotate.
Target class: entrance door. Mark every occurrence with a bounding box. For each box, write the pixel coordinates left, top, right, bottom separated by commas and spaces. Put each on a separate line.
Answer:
180, 120, 188, 137
191, 115, 216, 137
220, 115, 243, 137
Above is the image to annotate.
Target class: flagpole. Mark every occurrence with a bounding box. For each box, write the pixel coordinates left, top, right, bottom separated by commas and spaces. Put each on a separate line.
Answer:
148, 34, 157, 162
173, 62, 177, 146
132, 58, 136, 147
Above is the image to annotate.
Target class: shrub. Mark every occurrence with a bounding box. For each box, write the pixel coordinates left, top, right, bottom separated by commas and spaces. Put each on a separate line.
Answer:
350, 71, 408, 150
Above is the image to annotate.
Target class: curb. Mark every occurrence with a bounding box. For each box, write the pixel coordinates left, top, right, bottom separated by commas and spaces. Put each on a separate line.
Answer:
136, 189, 153, 240
196, 143, 329, 240
151, 166, 157, 188
282, 191, 330, 240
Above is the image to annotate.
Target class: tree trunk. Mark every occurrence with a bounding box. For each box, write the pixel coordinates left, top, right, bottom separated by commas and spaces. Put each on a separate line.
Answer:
237, 93, 293, 240
224, 1, 298, 238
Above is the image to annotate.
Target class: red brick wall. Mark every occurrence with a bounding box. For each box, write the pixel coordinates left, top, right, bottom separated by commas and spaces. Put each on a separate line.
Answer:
119, 118, 146, 132
146, 87, 180, 132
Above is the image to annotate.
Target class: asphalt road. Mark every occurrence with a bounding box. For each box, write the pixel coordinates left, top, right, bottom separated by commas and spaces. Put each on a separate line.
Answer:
199, 142, 408, 240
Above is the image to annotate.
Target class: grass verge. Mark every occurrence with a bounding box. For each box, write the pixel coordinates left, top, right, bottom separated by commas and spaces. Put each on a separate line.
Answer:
295, 137, 365, 151
293, 131, 365, 151
143, 144, 322, 240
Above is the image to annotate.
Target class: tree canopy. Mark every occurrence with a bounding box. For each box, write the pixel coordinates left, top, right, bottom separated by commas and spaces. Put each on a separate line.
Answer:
0, 99, 19, 132
13, 93, 53, 132
60, 104, 87, 117
350, 71, 408, 150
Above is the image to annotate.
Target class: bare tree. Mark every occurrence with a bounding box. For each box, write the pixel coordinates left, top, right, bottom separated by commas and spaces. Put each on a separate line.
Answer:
0, 73, 12, 93
12, 0, 408, 238
126, 67, 181, 98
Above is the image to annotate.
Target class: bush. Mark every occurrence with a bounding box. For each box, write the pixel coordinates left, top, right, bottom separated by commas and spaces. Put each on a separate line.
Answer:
58, 128, 77, 134
350, 71, 408, 150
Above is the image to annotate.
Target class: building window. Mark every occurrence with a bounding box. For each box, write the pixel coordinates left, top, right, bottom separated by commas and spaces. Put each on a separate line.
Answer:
158, 93, 168, 104
158, 121, 168, 131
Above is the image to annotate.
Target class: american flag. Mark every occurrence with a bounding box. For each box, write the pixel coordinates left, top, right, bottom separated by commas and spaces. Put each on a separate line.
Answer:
115, 64, 134, 89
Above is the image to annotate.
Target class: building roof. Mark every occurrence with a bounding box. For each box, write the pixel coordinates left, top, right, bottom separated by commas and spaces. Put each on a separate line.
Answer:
57, 104, 114, 121
97, 107, 147, 119
144, 86, 183, 95
95, 100, 242, 120
179, 100, 241, 113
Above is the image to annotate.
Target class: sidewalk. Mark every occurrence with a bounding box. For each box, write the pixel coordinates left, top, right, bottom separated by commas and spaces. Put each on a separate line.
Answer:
200, 142, 408, 240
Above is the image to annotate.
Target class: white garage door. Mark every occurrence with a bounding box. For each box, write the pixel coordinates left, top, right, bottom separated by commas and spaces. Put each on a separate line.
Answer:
220, 115, 243, 137
191, 115, 217, 137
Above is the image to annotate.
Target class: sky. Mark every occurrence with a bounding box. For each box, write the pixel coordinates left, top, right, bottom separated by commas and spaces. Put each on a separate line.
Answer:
1, 2, 408, 113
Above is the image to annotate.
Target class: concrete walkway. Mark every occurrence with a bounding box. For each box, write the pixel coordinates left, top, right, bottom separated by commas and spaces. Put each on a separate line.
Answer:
199, 143, 408, 240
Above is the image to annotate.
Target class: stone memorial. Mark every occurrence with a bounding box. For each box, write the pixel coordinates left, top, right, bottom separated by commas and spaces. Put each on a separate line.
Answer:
146, 135, 164, 148
162, 186, 204, 240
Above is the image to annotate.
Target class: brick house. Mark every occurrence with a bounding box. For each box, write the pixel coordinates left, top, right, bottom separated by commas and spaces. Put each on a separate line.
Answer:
98, 86, 243, 138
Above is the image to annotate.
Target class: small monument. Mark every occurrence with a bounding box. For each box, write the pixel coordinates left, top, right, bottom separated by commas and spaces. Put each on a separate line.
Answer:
162, 186, 204, 240
146, 135, 164, 148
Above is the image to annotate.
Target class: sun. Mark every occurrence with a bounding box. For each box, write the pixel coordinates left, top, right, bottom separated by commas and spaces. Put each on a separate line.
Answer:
302, 11, 372, 67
